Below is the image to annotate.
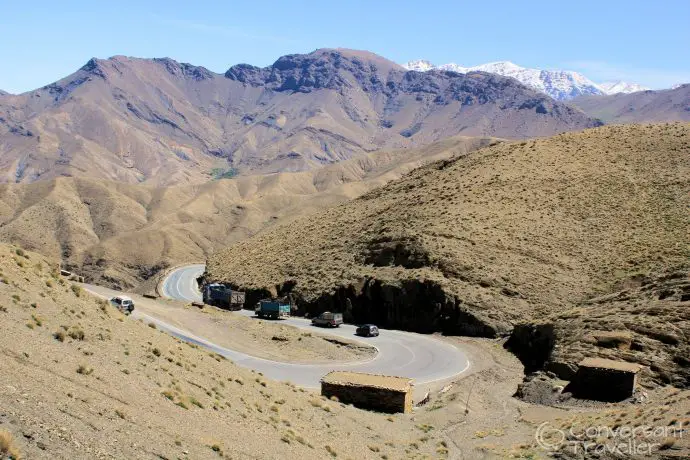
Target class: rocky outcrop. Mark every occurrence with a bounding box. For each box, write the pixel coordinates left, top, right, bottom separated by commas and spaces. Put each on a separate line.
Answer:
208, 276, 510, 337
505, 323, 556, 373
507, 270, 690, 390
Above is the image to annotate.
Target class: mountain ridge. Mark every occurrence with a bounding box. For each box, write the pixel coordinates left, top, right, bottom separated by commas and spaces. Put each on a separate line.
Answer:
403, 59, 649, 100
573, 83, 690, 123
0, 49, 599, 185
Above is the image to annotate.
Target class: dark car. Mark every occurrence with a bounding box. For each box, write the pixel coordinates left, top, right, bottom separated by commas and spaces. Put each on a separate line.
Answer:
355, 324, 379, 337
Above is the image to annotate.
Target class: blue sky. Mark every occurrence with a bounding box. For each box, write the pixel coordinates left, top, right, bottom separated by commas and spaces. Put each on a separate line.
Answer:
2, 0, 689, 93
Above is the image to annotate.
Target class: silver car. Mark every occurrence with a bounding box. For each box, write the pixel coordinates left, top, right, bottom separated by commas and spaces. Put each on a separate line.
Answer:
110, 295, 134, 314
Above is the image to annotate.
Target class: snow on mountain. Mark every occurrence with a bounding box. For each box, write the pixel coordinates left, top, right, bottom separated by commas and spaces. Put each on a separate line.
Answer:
437, 63, 469, 73
402, 60, 436, 72
404, 60, 606, 100
475, 62, 605, 100
599, 81, 650, 94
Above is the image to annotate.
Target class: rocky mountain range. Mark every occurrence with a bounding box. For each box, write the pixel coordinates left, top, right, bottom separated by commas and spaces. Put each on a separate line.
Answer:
403, 60, 649, 100
573, 83, 690, 123
598, 80, 649, 94
0, 49, 599, 185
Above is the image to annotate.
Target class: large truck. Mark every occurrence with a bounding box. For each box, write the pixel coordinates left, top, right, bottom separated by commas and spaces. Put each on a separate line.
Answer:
202, 283, 245, 310
255, 299, 291, 319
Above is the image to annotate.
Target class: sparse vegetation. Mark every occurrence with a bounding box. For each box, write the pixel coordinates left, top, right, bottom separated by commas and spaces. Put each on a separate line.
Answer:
76, 364, 93, 375
210, 167, 238, 180
70, 284, 82, 297
0, 430, 21, 459
68, 327, 85, 341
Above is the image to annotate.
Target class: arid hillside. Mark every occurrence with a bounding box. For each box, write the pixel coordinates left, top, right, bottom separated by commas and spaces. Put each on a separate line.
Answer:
0, 244, 461, 459
574, 84, 690, 123
0, 48, 598, 185
5, 247, 687, 459
0, 135, 497, 288
206, 123, 689, 385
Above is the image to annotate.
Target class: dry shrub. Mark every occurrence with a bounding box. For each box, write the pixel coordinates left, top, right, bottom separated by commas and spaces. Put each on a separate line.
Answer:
70, 284, 82, 297
68, 327, 85, 341
0, 430, 21, 459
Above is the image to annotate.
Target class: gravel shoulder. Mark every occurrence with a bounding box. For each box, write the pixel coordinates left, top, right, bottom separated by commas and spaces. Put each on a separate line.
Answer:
83, 285, 376, 364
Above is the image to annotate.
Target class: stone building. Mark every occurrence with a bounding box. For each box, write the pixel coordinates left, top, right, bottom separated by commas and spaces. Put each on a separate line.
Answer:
320, 371, 413, 413
570, 357, 642, 401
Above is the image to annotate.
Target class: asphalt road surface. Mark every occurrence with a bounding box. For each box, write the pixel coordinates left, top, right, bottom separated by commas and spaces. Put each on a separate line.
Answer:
160, 265, 470, 387
87, 265, 471, 390
160, 264, 205, 302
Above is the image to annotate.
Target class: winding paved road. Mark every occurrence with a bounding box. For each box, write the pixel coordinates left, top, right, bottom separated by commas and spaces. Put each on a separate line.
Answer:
154, 265, 471, 389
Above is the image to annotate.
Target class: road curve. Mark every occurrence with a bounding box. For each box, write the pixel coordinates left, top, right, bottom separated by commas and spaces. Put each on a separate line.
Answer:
160, 264, 205, 302
155, 265, 471, 389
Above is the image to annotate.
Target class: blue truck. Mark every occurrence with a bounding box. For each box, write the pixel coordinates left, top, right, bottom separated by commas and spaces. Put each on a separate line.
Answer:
255, 299, 291, 319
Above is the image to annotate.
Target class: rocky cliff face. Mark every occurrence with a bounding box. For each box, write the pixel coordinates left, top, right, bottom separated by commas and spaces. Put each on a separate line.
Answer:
0, 48, 599, 185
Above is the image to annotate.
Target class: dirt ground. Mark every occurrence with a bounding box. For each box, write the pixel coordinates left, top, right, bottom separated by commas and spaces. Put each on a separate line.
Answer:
414, 336, 689, 459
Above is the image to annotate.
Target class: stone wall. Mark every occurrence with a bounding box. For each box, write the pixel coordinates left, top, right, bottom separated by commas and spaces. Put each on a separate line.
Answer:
321, 382, 412, 414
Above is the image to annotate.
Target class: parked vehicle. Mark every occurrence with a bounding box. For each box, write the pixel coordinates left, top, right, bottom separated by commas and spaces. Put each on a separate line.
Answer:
255, 299, 291, 319
202, 283, 245, 310
311, 312, 343, 328
110, 295, 134, 315
355, 324, 379, 337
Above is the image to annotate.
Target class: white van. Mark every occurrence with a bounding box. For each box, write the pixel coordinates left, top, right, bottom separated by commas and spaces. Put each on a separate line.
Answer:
110, 295, 134, 314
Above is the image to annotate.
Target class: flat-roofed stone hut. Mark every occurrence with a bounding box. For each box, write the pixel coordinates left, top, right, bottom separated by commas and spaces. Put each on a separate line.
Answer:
570, 357, 642, 401
321, 371, 413, 413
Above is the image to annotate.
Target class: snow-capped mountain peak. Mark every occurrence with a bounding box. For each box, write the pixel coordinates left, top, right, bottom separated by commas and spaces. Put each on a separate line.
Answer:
401, 59, 648, 101
472, 61, 523, 73
403, 60, 436, 72
598, 81, 650, 94
437, 63, 469, 73
466, 61, 603, 100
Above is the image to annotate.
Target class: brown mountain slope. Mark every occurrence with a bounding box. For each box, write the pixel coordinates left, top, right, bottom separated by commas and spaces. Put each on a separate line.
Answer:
0, 135, 497, 288
206, 123, 689, 385
573, 84, 690, 123
0, 48, 599, 185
